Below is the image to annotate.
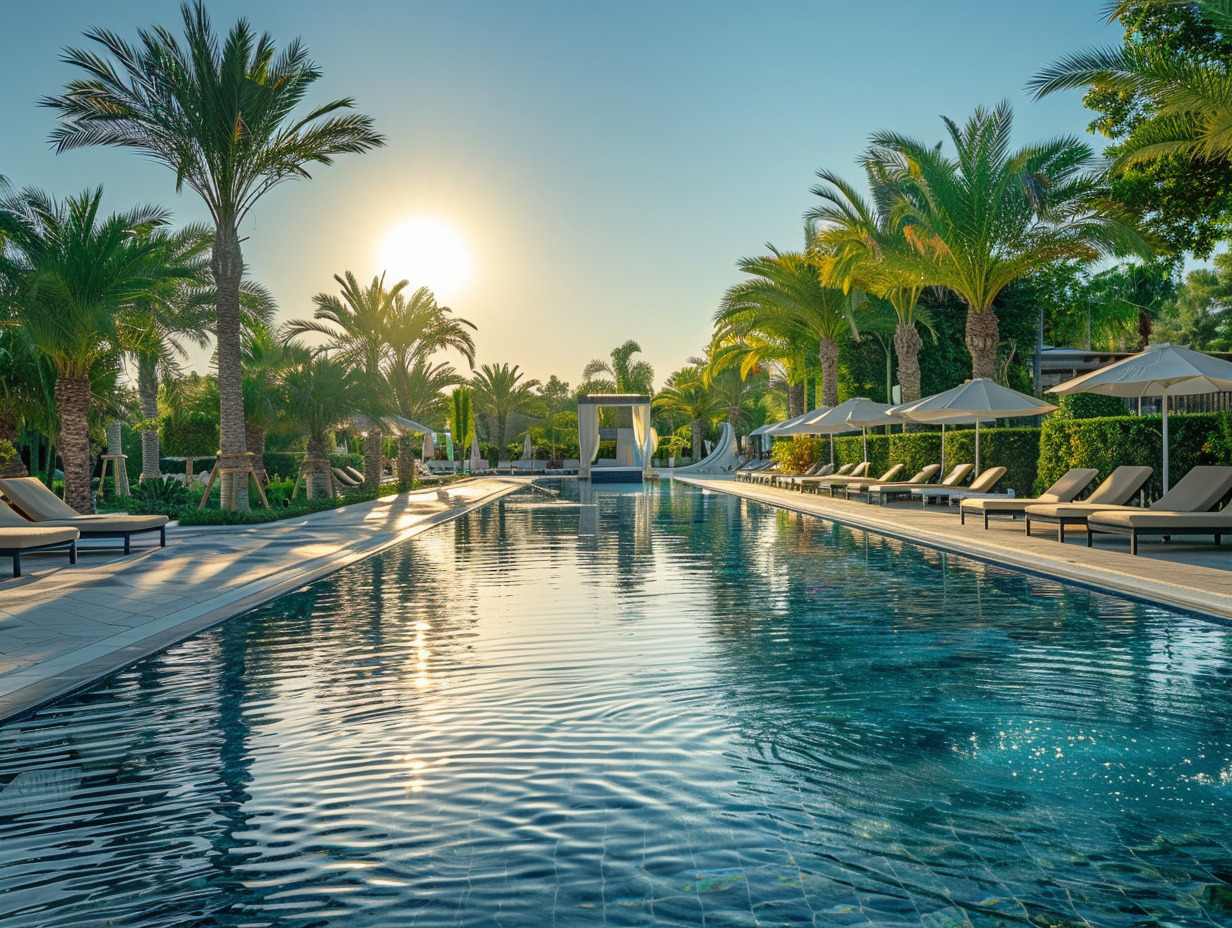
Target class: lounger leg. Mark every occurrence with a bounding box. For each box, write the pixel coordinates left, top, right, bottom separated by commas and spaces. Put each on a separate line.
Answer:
1086, 528, 1093, 548
1025, 518, 1032, 537
1131, 530, 1138, 556
69, 541, 77, 565
12, 552, 19, 578
159, 525, 166, 548
123, 533, 131, 555
984, 512, 990, 530
1058, 523, 1065, 543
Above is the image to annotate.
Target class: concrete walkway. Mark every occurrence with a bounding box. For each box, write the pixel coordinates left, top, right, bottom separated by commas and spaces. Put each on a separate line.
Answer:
680, 476, 1232, 622
0, 479, 521, 722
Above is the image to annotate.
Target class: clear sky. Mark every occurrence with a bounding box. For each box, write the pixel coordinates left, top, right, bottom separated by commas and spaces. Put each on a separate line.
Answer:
0, 0, 1121, 388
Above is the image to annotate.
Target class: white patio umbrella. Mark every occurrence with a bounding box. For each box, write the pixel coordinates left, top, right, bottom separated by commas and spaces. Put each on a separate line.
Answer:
469, 434, 483, 472
422, 430, 435, 461
1049, 342, 1232, 491
808, 398, 900, 462
891, 378, 1057, 475
521, 433, 533, 460
768, 406, 844, 462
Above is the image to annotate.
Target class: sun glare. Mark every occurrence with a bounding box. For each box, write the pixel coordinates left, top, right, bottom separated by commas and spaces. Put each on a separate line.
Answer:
377, 217, 472, 301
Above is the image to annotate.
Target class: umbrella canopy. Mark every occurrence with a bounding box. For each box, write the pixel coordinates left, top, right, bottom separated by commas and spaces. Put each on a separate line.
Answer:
521, 434, 533, 460
422, 431, 435, 460
1050, 343, 1232, 491
768, 406, 833, 436
469, 434, 483, 472
807, 398, 900, 461
893, 378, 1056, 475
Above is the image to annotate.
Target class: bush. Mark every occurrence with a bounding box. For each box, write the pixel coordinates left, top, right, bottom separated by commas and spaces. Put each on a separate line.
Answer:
177, 487, 388, 525
1036, 411, 1228, 501
1057, 393, 1128, 419
772, 436, 825, 473
829, 430, 943, 478
129, 477, 193, 514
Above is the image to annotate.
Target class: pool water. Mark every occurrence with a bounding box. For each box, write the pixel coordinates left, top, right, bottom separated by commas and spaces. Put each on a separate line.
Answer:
3, 480, 1232, 926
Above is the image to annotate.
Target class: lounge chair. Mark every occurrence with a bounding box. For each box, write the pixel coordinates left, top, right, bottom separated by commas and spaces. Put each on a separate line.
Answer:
911, 466, 1007, 508
846, 463, 941, 501
0, 477, 167, 553
0, 505, 78, 577
820, 463, 904, 497
799, 462, 869, 493
751, 462, 784, 485
959, 468, 1098, 528
1023, 466, 1154, 541
1079, 466, 1232, 554
343, 465, 367, 484
771, 461, 830, 489
733, 460, 766, 481
867, 463, 972, 505
331, 467, 361, 488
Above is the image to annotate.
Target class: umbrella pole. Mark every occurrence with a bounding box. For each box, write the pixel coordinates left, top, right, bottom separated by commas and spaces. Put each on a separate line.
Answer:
1162, 394, 1170, 493
830, 435, 835, 465
940, 424, 945, 475
862, 427, 868, 462
975, 420, 980, 476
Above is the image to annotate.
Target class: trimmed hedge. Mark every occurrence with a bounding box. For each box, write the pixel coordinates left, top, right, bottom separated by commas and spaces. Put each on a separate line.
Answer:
1036, 410, 1231, 501
177, 487, 388, 525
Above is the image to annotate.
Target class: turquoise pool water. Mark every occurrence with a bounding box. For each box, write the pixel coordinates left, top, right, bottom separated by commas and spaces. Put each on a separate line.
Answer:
2, 480, 1232, 926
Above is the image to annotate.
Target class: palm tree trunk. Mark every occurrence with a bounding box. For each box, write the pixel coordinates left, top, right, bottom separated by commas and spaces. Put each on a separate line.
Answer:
0, 410, 28, 478
245, 425, 267, 486
306, 436, 332, 500
894, 320, 923, 403
966, 306, 999, 381
396, 434, 413, 487
137, 354, 162, 481
363, 429, 382, 491
691, 417, 703, 460
818, 338, 840, 407
213, 220, 250, 511
787, 382, 804, 417
55, 373, 93, 514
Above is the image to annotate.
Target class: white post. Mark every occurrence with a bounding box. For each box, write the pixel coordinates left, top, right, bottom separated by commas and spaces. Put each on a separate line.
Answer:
861, 427, 868, 462
1162, 394, 1170, 493
974, 420, 981, 476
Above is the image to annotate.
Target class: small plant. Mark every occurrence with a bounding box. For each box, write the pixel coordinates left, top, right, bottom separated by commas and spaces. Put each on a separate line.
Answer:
129, 476, 193, 515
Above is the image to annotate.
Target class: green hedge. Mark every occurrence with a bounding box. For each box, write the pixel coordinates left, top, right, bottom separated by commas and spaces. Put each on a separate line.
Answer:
1036, 411, 1231, 501
177, 486, 389, 525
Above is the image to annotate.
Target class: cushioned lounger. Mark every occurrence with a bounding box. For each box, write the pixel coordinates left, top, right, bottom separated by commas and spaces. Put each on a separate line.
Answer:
911, 467, 1007, 508
331, 467, 360, 488
822, 463, 905, 497
844, 464, 940, 501
0, 526, 78, 577
867, 463, 973, 505
959, 468, 1098, 528
799, 462, 869, 493
1079, 465, 1232, 554
777, 462, 834, 490
1022, 466, 1154, 541
0, 477, 168, 554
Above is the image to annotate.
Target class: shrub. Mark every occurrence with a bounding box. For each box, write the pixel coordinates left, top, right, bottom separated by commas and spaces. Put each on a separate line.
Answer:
944, 427, 1039, 497
129, 477, 192, 515
177, 487, 388, 525
830, 431, 942, 478
1058, 393, 1128, 419
1036, 411, 1228, 501
772, 435, 825, 473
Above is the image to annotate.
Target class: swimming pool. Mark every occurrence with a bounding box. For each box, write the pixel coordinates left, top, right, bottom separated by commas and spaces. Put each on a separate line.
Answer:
2, 480, 1231, 926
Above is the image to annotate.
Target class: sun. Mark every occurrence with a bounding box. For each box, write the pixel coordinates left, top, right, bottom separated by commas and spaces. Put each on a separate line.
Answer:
377, 217, 472, 301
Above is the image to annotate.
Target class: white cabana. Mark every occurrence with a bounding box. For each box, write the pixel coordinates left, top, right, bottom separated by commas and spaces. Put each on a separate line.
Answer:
892, 378, 1056, 475
578, 394, 655, 479
1050, 343, 1232, 491
469, 434, 483, 472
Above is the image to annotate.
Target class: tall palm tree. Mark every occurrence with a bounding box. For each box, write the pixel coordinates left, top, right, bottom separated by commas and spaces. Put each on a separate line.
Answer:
864, 102, 1148, 380
471, 363, 541, 455
809, 165, 932, 403
0, 188, 185, 512
717, 240, 856, 406
287, 272, 404, 490
44, 1, 384, 508
386, 357, 466, 483
1029, 1, 1232, 168
581, 340, 655, 394
282, 353, 363, 499
653, 366, 723, 460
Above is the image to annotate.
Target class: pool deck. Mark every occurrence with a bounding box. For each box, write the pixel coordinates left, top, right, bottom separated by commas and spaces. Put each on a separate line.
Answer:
0, 479, 522, 723
677, 475, 1232, 622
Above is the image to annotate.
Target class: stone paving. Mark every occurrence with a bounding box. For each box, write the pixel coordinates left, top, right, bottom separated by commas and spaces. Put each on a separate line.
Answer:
680, 475, 1232, 621
0, 478, 522, 722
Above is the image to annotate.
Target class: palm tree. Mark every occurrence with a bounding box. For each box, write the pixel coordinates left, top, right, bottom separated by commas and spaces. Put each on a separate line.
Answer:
242, 321, 298, 486
711, 314, 816, 417
282, 353, 364, 499
654, 366, 723, 460
1029, 1, 1232, 168
382, 286, 476, 484
287, 272, 404, 490
717, 240, 856, 407
471, 363, 541, 455
863, 102, 1148, 380
581, 340, 655, 394
809, 164, 932, 403
44, 1, 383, 508
0, 188, 185, 512
449, 386, 475, 462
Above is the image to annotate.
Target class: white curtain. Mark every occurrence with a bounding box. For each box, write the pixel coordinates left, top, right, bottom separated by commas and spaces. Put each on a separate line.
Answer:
578, 403, 600, 479
630, 406, 655, 473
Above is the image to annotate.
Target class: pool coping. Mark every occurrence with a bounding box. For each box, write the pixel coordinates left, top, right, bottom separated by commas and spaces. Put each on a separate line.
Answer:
677, 476, 1232, 625
0, 481, 523, 725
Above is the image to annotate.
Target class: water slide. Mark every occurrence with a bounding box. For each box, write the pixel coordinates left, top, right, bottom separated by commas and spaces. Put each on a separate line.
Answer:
658, 421, 742, 475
